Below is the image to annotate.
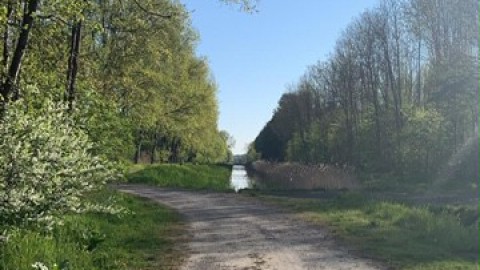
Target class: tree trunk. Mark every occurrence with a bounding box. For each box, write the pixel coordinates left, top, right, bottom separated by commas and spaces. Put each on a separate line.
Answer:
134, 130, 143, 164
394, 14, 402, 111
1, 0, 39, 102
134, 142, 142, 164
384, 42, 401, 131
65, 20, 83, 110
369, 65, 382, 161
150, 132, 157, 164
416, 39, 422, 105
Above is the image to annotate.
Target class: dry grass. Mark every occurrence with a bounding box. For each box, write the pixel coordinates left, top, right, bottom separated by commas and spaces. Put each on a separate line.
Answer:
248, 161, 359, 190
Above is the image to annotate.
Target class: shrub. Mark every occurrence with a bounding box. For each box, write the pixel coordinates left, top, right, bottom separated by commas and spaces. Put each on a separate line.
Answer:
0, 99, 119, 231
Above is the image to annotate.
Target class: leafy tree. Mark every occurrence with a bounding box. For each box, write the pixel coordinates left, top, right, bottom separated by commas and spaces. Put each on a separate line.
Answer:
253, 0, 478, 186
0, 98, 118, 230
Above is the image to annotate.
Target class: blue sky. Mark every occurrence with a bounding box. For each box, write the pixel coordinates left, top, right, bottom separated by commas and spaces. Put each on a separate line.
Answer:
181, 0, 378, 154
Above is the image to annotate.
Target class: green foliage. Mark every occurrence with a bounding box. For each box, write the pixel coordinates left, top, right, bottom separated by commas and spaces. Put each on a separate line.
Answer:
0, 99, 118, 230
252, 0, 478, 189
127, 164, 233, 192
246, 143, 260, 163
287, 121, 329, 164
0, 0, 246, 267
0, 0, 229, 164
254, 120, 284, 161
76, 91, 135, 162
397, 107, 445, 178
97, 0, 229, 164
0, 190, 184, 270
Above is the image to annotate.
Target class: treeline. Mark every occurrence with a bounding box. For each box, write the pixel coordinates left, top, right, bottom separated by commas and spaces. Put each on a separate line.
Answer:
0, 1, 247, 267
0, 0, 231, 164
252, 0, 478, 183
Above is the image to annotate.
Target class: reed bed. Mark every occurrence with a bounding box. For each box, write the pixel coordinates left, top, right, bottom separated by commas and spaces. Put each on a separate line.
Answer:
248, 161, 359, 190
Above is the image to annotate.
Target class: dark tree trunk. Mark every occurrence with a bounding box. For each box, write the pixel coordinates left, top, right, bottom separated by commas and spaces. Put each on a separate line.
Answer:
134, 142, 142, 164
416, 39, 422, 105
383, 43, 401, 131
368, 65, 382, 161
169, 138, 181, 163
134, 130, 143, 164
65, 20, 83, 110
150, 132, 157, 164
1, 0, 39, 102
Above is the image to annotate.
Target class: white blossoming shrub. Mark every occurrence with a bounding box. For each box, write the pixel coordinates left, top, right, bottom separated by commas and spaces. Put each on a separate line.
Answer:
0, 99, 118, 229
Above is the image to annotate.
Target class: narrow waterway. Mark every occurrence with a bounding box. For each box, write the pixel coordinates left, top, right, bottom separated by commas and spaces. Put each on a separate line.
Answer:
229, 165, 253, 192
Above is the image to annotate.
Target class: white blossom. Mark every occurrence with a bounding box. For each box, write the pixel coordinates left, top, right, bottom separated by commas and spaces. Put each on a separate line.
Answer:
0, 99, 120, 231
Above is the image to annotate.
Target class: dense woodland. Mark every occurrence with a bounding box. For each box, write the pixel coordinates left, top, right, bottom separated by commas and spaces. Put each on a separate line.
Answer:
0, 1, 252, 268
0, 0, 256, 236
0, 0, 234, 165
252, 0, 478, 185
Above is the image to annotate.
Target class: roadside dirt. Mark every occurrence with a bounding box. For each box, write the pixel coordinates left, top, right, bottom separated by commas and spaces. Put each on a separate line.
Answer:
116, 184, 384, 270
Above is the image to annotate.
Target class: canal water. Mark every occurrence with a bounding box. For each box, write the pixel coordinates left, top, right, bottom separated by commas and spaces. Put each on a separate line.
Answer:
229, 165, 253, 192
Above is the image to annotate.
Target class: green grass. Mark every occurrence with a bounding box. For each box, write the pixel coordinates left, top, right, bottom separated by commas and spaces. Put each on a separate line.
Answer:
127, 164, 233, 192
0, 190, 185, 270
359, 171, 478, 197
262, 192, 478, 270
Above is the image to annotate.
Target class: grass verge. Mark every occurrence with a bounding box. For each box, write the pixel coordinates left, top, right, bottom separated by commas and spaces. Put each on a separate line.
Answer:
260, 192, 478, 270
0, 189, 185, 270
127, 164, 233, 192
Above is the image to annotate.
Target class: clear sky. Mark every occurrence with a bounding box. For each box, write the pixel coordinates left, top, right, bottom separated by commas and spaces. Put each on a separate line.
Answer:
181, 0, 378, 154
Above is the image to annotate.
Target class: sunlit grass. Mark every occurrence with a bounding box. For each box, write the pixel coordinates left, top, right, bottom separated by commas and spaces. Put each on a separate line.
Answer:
265, 192, 478, 270
127, 164, 233, 192
0, 190, 185, 270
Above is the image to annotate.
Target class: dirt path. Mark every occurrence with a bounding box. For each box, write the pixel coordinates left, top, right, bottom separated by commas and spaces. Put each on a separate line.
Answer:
116, 184, 384, 270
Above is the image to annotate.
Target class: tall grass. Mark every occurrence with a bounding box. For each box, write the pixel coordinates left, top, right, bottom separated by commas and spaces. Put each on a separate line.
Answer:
1, 230, 96, 269
247, 161, 358, 190
127, 164, 233, 192
0, 190, 184, 270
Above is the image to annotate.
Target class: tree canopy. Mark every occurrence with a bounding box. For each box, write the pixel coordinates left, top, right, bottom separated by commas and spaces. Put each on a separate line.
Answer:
0, 0, 236, 164
252, 0, 478, 185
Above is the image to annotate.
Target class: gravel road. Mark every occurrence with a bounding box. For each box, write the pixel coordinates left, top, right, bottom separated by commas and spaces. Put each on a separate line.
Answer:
116, 184, 384, 270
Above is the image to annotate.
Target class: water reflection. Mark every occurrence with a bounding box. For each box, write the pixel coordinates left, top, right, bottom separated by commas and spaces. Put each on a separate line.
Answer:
230, 165, 252, 192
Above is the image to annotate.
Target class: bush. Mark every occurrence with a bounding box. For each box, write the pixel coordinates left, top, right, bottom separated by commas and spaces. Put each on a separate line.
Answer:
0, 99, 119, 231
